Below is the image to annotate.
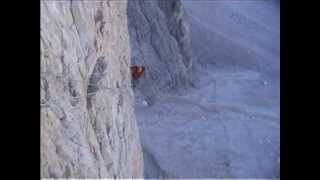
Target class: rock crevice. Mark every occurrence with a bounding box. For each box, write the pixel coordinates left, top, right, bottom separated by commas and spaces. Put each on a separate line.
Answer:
127, 0, 193, 95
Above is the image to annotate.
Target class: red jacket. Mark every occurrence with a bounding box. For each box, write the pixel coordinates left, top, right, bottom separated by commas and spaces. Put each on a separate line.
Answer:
131, 66, 145, 80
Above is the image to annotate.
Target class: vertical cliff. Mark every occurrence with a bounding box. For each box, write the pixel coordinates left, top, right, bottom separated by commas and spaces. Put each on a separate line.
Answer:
41, 0, 193, 178
40, 0, 143, 178
127, 0, 193, 97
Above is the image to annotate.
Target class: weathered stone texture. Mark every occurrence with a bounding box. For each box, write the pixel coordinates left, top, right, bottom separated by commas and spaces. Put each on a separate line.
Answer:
41, 0, 143, 178
127, 0, 193, 96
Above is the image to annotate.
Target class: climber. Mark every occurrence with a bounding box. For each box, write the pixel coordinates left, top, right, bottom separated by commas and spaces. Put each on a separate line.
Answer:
131, 66, 145, 80
130, 66, 145, 89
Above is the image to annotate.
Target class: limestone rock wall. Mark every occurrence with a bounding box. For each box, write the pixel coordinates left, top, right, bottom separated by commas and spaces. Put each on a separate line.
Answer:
40, 0, 143, 178
127, 0, 193, 97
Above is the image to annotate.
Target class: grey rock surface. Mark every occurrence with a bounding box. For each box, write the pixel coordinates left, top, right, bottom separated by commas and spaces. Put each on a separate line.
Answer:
127, 0, 193, 97
41, 0, 143, 178
135, 0, 280, 178
184, 0, 280, 78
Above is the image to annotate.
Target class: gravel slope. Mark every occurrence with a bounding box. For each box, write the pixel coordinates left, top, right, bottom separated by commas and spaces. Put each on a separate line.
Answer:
135, 0, 280, 178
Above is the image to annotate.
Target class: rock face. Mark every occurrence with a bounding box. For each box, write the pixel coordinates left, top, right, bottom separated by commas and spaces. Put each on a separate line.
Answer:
41, 0, 143, 178
127, 0, 193, 97
183, 0, 280, 78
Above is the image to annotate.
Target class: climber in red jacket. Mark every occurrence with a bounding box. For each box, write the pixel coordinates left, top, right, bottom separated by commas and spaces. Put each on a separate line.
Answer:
131, 66, 145, 80
130, 66, 145, 88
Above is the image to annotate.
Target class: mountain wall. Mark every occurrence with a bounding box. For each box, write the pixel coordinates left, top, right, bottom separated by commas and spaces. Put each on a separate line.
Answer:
40, 0, 192, 178
41, 1, 143, 178
127, 0, 193, 98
